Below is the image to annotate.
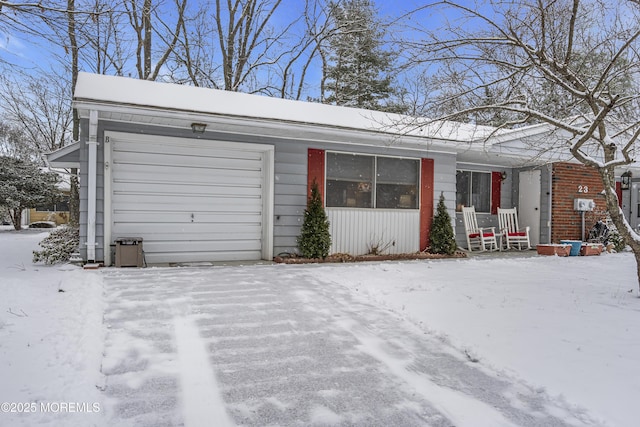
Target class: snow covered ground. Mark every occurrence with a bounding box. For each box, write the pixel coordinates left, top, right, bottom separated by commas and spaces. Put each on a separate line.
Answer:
0, 227, 104, 427
1, 227, 638, 426
312, 255, 640, 427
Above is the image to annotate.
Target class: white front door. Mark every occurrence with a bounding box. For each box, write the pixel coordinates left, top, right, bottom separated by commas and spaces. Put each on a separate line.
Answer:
518, 170, 541, 246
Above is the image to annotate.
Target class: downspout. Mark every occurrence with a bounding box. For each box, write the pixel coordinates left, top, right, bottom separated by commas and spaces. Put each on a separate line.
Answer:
86, 110, 98, 262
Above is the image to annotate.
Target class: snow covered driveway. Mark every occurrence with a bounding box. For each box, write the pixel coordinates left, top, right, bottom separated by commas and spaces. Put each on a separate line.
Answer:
102, 265, 597, 427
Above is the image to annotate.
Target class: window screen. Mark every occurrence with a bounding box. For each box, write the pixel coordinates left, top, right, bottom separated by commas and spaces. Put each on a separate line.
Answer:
326, 152, 374, 208
376, 157, 419, 209
456, 170, 491, 213
326, 152, 419, 209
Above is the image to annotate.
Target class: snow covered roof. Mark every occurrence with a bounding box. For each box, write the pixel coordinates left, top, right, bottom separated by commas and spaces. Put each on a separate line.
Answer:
73, 73, 496, 144
75, 73, 628, 169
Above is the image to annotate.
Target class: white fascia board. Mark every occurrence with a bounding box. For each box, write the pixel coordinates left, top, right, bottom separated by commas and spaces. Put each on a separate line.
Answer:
79, 99, 565, 167
45, 160, 80, 169
73, 100, 461, 157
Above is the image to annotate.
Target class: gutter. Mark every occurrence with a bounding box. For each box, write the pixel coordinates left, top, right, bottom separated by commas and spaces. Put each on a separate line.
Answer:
86, 110, 98, 262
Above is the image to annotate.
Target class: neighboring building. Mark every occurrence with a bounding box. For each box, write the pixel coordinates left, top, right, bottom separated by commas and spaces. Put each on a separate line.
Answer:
46, 73, 636, 265
17, 171, 72, 227
30, 173, 72, 226
29, 193, 71, 226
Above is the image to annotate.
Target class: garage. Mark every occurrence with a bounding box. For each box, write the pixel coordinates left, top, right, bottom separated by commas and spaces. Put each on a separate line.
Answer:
104, 131, 274, 265
59, 73, 451, 265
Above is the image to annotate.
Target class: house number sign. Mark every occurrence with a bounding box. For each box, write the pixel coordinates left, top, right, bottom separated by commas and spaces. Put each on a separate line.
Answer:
578, 185, 589, 193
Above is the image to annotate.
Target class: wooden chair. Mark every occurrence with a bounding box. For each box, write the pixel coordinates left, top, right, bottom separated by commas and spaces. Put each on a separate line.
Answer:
462, 206, 498, 251
497, 207, 531, 250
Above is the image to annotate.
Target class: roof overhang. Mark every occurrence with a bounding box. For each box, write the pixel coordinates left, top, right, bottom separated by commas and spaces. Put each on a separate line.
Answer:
75, 73, 629, 170
45, 142, 80, 169
73, 72, 494, 142
73, 73, 522, 159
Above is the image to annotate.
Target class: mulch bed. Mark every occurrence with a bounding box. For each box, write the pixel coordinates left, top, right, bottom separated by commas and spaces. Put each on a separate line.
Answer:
273, 251, 467, 264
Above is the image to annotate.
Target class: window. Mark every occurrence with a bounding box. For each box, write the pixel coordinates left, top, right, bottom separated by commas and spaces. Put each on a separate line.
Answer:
326, 152, 419, 209
56, 198, 70, 212
456, 170, 491, 213
376, 156, 419, 209
36, 196, 70, 212
326, 153, 374, 208
36, 204, 56, 212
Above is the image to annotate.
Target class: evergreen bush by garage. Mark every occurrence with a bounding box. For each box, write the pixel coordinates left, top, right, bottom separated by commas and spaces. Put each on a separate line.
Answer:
33, 226, 80, 265
297, 181, 331, 258
430, 192, 457, 255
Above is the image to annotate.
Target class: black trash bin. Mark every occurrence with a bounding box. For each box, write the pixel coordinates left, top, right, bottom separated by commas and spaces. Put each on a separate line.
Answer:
115, 237, 144, 267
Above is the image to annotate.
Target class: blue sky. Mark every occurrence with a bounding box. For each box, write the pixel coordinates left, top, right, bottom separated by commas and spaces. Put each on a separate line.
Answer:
0, 0, 482, 97
0, 0, 446, 68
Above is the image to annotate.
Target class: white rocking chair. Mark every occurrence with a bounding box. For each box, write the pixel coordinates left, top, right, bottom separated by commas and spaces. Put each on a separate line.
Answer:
497, 207, 532, 250
462, 206, 498, 251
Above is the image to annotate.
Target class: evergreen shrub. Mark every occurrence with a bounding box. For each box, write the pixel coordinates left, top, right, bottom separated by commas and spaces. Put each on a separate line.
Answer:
430, 192, 457, 255
33, 226, 80, 265
297, 181, 331, 258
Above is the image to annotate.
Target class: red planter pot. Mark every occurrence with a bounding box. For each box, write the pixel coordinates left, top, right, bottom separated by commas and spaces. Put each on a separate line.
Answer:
536, 244, 571, 256
580, 243, 603, 256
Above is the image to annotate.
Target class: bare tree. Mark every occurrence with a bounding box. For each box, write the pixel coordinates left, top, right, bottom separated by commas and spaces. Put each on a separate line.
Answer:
168, 0, 220, 87
276, 0, 334, 100
1, 1, 71, 38
1, 1, 104, 229
2, 0, 188, 227
404, 0, 640, 288
123, 0, 187, 80
67, 0, 81, 226
0, 121, 31, 159
0, 1, 110, 65
70, 1, 131, 76
172, 0, 296, 93
0, 72, 73, 156
215, 0, 283, 91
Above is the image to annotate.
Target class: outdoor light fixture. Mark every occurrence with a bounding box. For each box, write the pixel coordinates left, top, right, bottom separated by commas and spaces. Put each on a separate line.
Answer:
191, 123, 207, 133
500, 171, 507, 180
621, 171, 632, 190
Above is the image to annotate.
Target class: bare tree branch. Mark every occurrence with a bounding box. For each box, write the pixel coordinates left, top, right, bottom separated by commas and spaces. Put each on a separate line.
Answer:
401, 0, 640, 287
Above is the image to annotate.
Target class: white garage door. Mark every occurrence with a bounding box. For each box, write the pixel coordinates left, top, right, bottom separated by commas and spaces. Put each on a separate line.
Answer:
105, 131, 273, 264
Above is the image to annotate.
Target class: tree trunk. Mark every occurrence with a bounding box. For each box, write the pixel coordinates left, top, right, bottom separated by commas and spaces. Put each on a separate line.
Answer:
69, 172, 80, 226
635, 252, 640, 295
599, 167, 640, 292
67, 0, 80, 227
11, 208, 22, 231
143, 0, 152, 79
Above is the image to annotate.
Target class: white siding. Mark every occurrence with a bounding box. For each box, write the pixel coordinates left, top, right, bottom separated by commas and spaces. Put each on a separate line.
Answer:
327, 208, 420, 255
106, 132, 273, 264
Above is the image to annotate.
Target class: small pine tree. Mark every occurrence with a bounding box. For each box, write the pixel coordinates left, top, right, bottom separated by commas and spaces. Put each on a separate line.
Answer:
322, 0, 405, 113
430, 192, 457, 255
297, 181, 331, 258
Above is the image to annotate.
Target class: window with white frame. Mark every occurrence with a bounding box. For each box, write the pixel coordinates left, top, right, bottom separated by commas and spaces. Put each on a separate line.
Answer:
456, 170, 491, 213
326, 152, 419, 209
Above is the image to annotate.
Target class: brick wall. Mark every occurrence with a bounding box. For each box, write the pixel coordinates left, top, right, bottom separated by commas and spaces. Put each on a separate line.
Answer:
551, 163, 607, 242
